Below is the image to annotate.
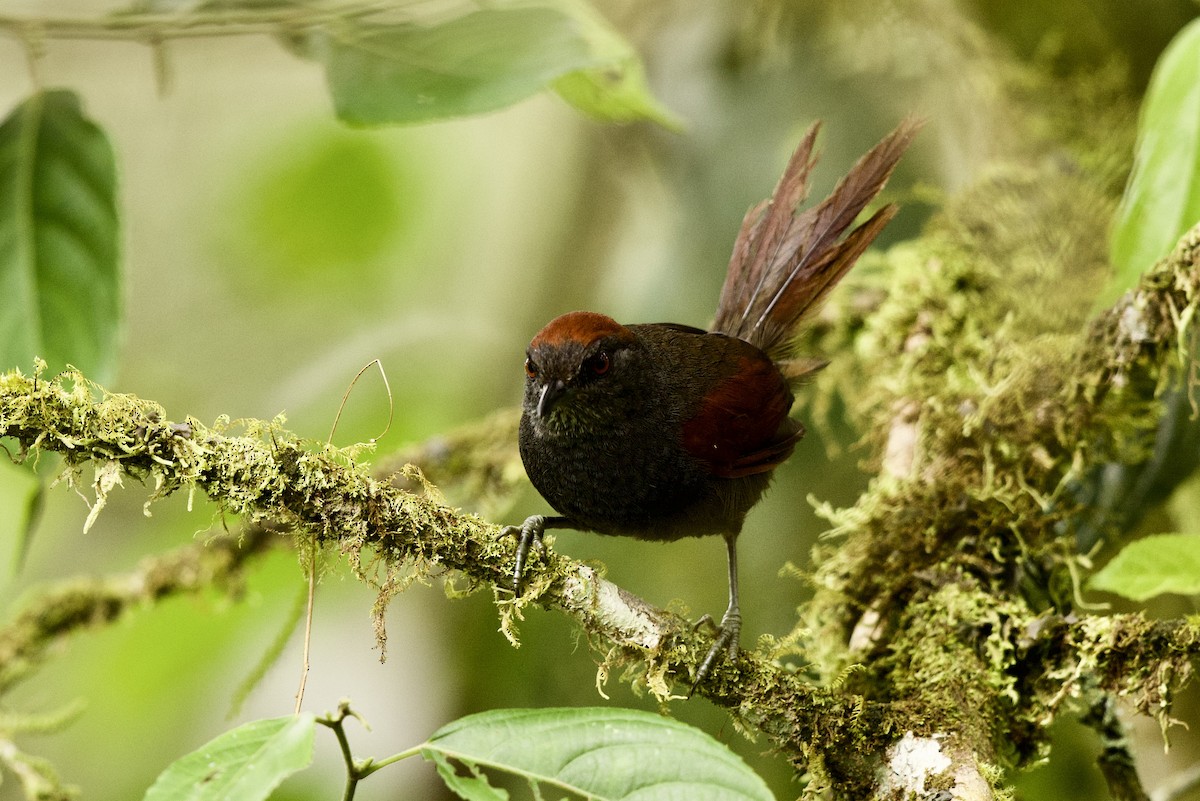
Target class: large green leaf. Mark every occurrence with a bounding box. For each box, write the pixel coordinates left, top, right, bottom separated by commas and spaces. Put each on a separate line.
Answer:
0, 90, 120, 380
422, 707, 775, 801
313, 2, 675, 127
141, 714, 315, 801
1089, 533, 1200, 601
550, 0, 682, 130
1109, 18, 1200, 297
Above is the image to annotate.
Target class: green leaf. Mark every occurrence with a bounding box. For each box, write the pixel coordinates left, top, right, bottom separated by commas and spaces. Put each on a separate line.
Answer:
550, 1, 682, 131
428, 750, 510, 801
421, 707, 775, 801
0, 90, 120, 381
1109, 18, 1200, 299
142, 714, 315, 801
317, 6, 596, 124
312, 2, 677, 127
236, 129, 409, 278
1089, 533, 1200, 601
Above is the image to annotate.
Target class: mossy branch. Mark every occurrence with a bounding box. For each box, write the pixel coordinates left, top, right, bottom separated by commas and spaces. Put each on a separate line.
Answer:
0, 364, 871, 768
3, 230, 1200, 798
0, 524, 276, 801
3, 209, 1200, 797
0, 525, 275, 692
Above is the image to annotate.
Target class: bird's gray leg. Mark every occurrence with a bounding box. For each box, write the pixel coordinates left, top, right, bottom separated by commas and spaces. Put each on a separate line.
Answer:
503, 515, 575, 592
692, 532, 741, 693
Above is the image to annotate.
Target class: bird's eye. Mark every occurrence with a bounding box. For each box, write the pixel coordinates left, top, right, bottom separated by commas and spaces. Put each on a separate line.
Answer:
524, 357, 539, 378
586, 352, 611, 376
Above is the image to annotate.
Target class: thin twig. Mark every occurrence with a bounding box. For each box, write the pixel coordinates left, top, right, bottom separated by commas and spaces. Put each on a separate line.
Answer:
327, 358, 394, 446
294, 542, 317, 715
0, 3, 397, 43
317, 701, 385, 801
298, 359, 395, 712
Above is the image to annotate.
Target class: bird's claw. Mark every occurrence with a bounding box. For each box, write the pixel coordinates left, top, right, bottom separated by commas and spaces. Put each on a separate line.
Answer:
504, 515, 547, 594
690, 609, 741, 696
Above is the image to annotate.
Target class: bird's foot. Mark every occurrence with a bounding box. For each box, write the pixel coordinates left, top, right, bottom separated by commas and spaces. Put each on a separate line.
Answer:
501, 515, 548, 594
690, 608, 741, 695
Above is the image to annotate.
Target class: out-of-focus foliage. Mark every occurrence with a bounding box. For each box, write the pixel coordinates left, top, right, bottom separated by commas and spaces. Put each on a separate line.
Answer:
1110, 18, 1200, 301
0, 1, 1198, 800
238, 132, 408, 278
0, 91, 119, 382
1090, 533, 1200, 601
313, 2, 676, 128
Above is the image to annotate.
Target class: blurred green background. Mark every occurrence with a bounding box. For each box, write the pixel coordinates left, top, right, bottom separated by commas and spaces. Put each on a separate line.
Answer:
1, 1, 1199, 799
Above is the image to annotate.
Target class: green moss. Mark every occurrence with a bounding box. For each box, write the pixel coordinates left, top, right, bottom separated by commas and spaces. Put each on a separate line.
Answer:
769, 44, 1200, 790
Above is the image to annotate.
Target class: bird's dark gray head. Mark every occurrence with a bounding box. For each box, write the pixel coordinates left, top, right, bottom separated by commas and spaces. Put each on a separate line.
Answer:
522, 311, 642, 434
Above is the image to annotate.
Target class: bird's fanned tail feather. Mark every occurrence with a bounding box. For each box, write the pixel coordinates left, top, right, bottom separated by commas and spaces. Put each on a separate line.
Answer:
713, 116, 922, 360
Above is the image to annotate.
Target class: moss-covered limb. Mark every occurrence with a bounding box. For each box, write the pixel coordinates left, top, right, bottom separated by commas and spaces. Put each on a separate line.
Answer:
804, 217, 1200, 665
0, 367, 506, 585
827, 586, 1200, 799
839, 583, 1016, 801
0, 525, 274, 798
0, 525, 275, 691
1022, 613, 1200, 729
800, 170, 1135, 657
790, 157, 1200, 793
1071, 227, 1200, 554
0, 367, 899, 768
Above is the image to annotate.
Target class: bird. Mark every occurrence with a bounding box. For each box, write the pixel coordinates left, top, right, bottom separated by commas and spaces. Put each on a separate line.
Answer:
507, 118, 920, 687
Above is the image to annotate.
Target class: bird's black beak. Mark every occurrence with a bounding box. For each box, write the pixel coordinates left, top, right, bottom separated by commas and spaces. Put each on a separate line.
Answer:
536, 380, 567, 419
